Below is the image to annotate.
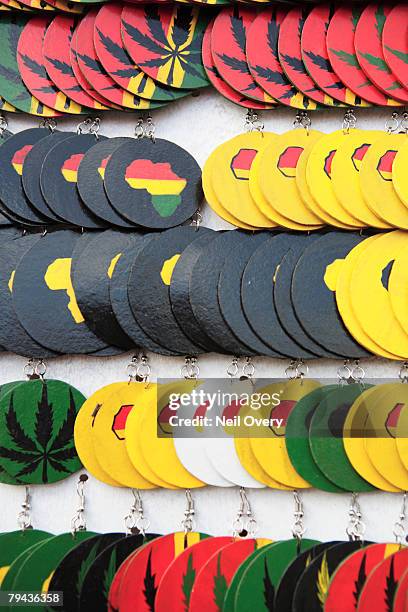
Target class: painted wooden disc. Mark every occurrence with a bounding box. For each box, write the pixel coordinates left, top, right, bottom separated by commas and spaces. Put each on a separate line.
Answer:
1, 538, 55, 592
44, 0, 84, 14
0, 128, 55, 225
43, 15, 108, 110
72, 230, 135, 350
325, 542, 403, 611
0, 530, 51, 587
0, 0, 32, 9
128, 227, 209, 354
234, 539, 320, 612
349, 230, 408, 359
40, 133, 108, 229
309, 384, 376, 492
76, 9, 162, 109
117, 533, 209, 612
292, 541, 369, 612
17, 0, 54, 10
291, 232, 370, 358
286, 385, 345, 493
302, 5, 368, 107
121, 4, 209, 90
0, 381, 32, 484
48, 533, 125, 611
278, 8, 335, 106
95, 4, 186, 102
12, 230, 114, 355
382, 5, 408, 91
211, 7, 276, 104
202, 18, 272, 110
358, 548, 408, 612
0, 379, 84, 484
81, 533, 158, 612
104, 138, 202, 229
355, 4, 408, 103
17, 17, 83, 114
155, 537, 234, 612
246, 8, 318, 110
391, 138, 408, 215
327, 6, 398, 106
393, 567, 408, 612
189, 539, 271, 612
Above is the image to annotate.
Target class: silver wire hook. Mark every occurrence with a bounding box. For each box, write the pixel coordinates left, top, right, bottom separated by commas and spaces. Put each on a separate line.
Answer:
71, 474, 88, 535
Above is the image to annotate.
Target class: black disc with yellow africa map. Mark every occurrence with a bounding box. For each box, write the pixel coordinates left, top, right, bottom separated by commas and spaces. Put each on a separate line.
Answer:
104, 137, 202, 229
11, 230, 118, 355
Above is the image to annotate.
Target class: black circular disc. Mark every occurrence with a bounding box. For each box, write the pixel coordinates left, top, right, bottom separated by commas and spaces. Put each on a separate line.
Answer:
48, 532, 125, 612
292, 232, 370, 358
0, 233, 59, 358
22, 131, 74, 223
104, 138, 202, 229
218, 232, 285, 357
78, 533, 159, 612
72, 230, 137, 350
273, 234, 341, 358
169, 230, 226, 354
128, 226, 210, 354
189, 230, 256, 356
0, 128, 52, 225
77, 136, 138, 229
275, 541, 340, 612
0, 129, 19, 227
12, 230, 116, 355
110, 234, 181, 357
293, 541, 371, 612
241, 233, 315, 359
40, 134, 108, 229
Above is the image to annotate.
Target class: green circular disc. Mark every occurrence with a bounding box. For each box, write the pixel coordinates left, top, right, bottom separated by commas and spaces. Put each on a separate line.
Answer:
234, 539, 320, 612
0, 530, 51, 586
0, 381, 28, 485
0, 539, 54, 593
0, 379, 85, 485
286, 385, 346, 493
309, 384, 375, 492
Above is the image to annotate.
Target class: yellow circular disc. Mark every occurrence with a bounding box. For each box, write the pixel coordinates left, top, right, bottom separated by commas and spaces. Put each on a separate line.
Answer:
396, 395, 408, 473
234, 438, 291, 489
249, 379, 320, 489
343, 384, 401, 492
360, 133, 408, 229
139, 381, 205, 489
211, 132, 277, 228
335, 235, 402, 360
92, 382, 157, 489
74, 383, 124, 487
389, 243, 408, 332
331, 130, 392, 229
365, 384, 408, 491
392, 137, 408, 211
202, 149, 256, 230
306, 130, 364, 228
258, 129, 325, 227
349, 230, 408, 359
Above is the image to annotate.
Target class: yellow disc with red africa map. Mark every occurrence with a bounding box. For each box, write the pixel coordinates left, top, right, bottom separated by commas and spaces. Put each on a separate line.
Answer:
360, 133, 408, 229
295, 133, 328, 224
249, 379, 320, 489
391, 138, 408, 211
210, 133, 276, 228
91, 382, 157, 488
306, 130, 364, 228
396, 393, 408, 474
258, 129, 325, 227
389, 244, 408, 333
331, 130, 392, 229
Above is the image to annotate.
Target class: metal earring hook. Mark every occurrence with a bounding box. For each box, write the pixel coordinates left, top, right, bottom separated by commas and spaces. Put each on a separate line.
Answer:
181, 489, 195, 533
233, 488, 257, 538
292, 490, 305, 540
346, 492, 365, 541
71, 474, 88, 535
124, 489, 150, 535
393, 492, 407, 544
18, 486, 32, 531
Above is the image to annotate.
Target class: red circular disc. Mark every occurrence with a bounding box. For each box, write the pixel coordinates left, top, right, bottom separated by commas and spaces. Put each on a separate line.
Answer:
327, 6, 399, 106
43, 0, 83, 14
355, 4, 408, 103
357, 548, 408, 612
393, 567, 408, 612
302, 5, 369, 108
325, 543, 403, 611
211, 7, 276, 104
75, 8, 162, 110
107, 550, 139, 612
278, 7, 333, 106
17, 16, 79, 114
43, 16, 108, 111
382, 4, 408, 91
202, 19, 273, 109
117, 533, 209, 612
155, 537, 233, 612
246, 8, 318, 110
189, 539, 268, 612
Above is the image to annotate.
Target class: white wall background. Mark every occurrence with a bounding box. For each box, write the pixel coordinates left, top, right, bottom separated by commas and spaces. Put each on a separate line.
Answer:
0, 92, 404, 545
